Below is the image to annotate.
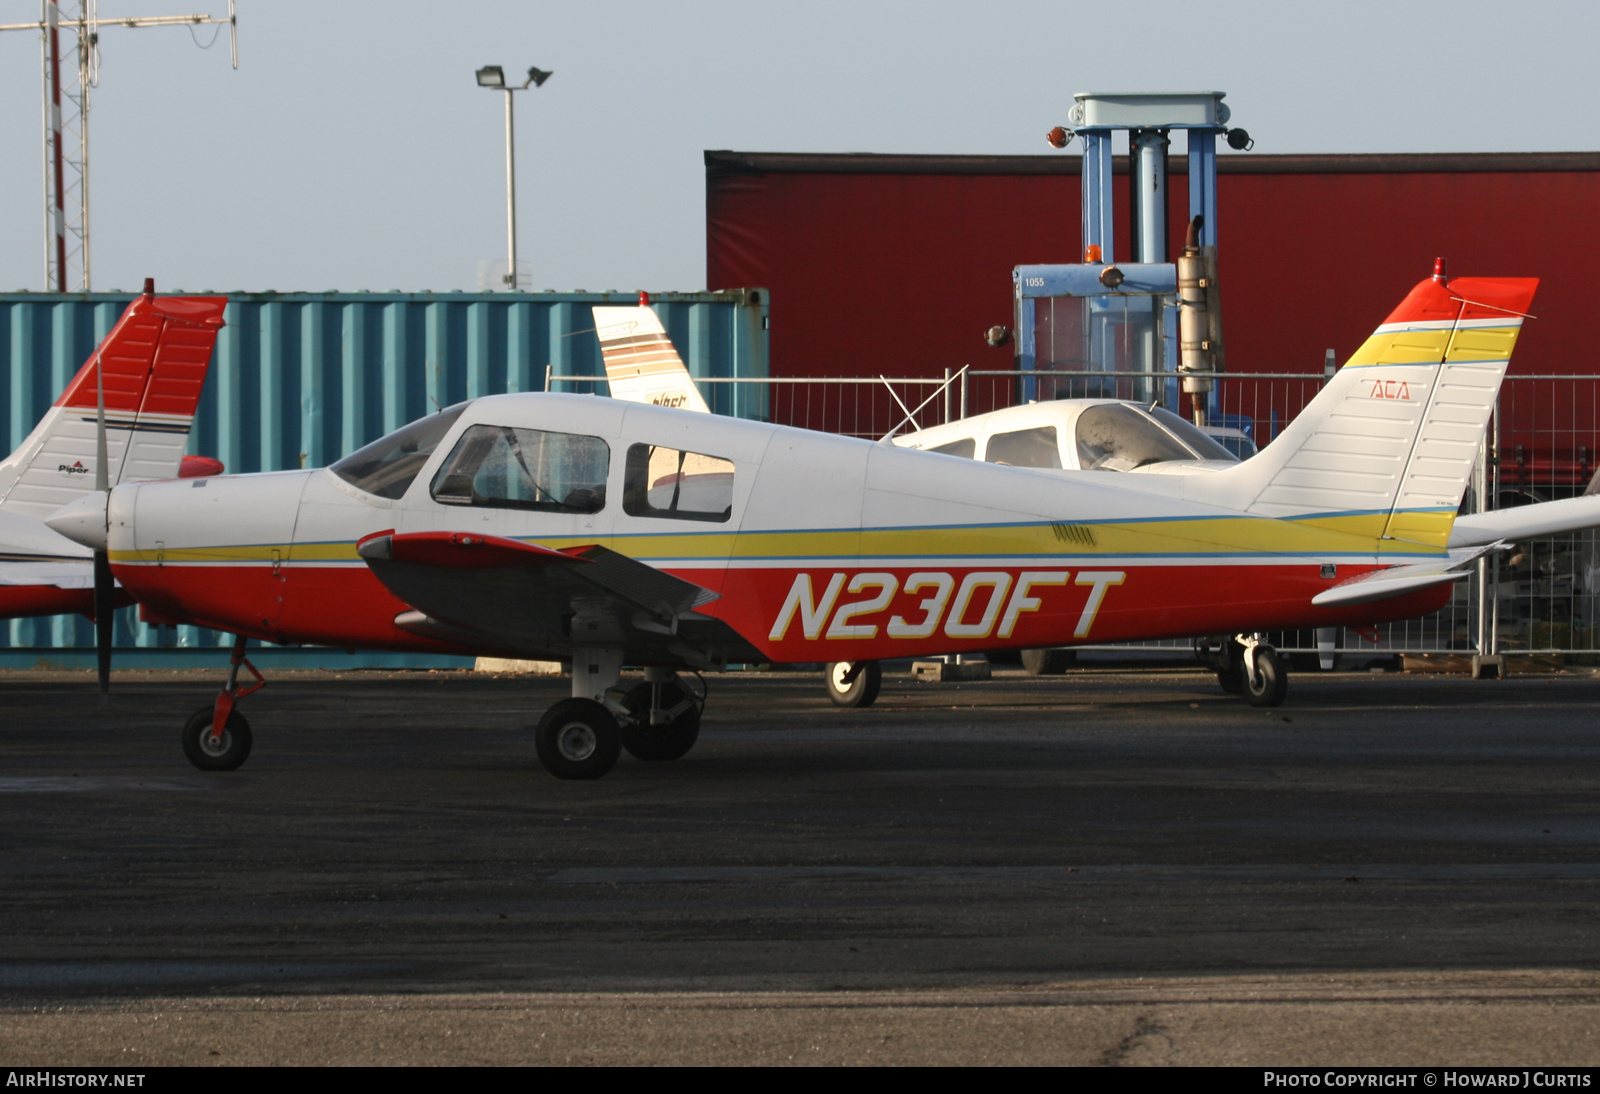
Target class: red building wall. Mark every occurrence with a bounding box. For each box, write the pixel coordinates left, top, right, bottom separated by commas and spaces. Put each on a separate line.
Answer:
707, 151, 1600, 480
707, 152, 1598, 379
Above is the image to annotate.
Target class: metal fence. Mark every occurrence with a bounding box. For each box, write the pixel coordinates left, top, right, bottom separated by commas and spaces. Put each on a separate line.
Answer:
551, 367, 1600, 661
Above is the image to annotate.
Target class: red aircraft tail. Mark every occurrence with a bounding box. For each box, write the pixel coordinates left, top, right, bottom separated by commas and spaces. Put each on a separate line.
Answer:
0, 285, 228, 520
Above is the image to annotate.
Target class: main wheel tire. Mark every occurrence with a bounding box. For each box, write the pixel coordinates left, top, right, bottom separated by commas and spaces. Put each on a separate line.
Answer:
535, 698, 623, 779
825, 661, 881, 708
181, 706, 253, 772
621, 680, 701, 762
1244, 646, 1289, 708
1216, 667, 1244, 695
1021, 647, 1075, 676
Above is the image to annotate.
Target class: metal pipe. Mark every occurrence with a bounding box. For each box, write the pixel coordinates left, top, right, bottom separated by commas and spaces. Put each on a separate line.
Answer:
1490, 399, 1501, 657
46, 0, 65, 292
1129, 129, 1169, 265
77, 0, 92, 290
503, 87, 516, 289
1177, 216, 1212, 423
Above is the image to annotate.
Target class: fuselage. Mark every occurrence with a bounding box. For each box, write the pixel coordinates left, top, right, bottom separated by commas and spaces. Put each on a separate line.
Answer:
95, 393, 1451, 662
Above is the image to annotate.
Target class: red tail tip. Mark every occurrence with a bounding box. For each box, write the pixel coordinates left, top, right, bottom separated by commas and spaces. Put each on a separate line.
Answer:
142, 277, 155, 297
638, 291, 650, 306
1432, 258, 1447, 283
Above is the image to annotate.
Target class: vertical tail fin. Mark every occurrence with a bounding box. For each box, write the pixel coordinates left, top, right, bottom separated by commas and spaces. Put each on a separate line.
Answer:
1206, 271, 1538, 548
0, 293, 227, 519
592, 305, 709, 413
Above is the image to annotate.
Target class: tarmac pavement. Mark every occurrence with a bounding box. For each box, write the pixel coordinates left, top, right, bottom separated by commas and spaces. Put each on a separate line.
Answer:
1, 665, 1597, 1065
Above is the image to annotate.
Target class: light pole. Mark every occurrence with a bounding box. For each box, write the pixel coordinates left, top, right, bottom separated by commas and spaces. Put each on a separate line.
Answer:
476, 64, 553, 290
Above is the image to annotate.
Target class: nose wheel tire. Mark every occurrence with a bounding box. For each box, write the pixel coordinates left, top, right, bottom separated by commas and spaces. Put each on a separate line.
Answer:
1244, 646, 1289, 708
181, 707, 253, 771
825, 661, 881, 708
535, 698, 623, 780
621, 680, 702, 762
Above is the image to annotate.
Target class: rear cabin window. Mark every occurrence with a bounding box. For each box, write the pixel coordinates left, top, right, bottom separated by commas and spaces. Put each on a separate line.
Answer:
1148, 407, 1237, 462
430, 425, 609, 513
1075, 404, 1195, 471
624, 444, 734, 523
331, 404, 468, 499
985, 426, 1063, 469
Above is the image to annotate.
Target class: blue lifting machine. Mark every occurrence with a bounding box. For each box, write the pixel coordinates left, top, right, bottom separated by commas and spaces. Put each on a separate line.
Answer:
1009, 91, 1250, 427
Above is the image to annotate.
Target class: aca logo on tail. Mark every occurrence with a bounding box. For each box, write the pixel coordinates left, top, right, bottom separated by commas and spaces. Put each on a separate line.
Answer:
1369, 379, 1412, 400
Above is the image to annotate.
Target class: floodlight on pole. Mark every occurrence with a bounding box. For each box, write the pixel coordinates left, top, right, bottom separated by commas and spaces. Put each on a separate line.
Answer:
477, 62, 553, 290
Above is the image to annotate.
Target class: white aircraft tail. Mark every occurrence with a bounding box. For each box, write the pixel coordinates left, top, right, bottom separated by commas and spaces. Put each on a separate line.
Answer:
0, 288, 227, 520
592, 304, 709, 413
1206, 269, 1539, 548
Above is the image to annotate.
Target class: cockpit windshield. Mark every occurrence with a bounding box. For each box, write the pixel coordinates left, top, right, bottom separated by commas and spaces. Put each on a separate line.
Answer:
331, 403, 469, 499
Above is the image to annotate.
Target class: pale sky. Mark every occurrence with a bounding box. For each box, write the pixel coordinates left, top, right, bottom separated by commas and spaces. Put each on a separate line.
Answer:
1, 0, 1596, 295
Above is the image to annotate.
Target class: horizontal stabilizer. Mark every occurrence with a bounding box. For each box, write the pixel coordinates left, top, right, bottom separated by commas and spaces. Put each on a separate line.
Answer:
1310, 569, 1466, 607
1449, 494, 1600, 547
1310, 544, 1498, 607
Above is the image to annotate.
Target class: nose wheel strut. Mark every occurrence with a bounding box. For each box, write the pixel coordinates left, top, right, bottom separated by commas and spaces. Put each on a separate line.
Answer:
181, 634, 265, 771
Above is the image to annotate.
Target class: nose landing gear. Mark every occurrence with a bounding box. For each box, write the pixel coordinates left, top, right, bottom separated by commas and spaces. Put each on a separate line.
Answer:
182, 634, 265, 771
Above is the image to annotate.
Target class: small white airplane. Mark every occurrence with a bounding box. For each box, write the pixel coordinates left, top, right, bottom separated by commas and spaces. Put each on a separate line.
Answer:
1, 282, 227, 686
48, 265, 1584, 781
893, 398, 1242, 474
597, 283, 1600, 676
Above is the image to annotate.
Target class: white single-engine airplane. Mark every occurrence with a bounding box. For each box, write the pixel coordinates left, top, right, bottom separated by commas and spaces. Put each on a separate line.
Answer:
1, 282, 226, 686
48, 269, 1565, 779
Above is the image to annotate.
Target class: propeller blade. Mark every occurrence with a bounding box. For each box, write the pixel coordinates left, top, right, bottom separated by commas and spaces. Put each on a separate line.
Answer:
94, 549, 114, 697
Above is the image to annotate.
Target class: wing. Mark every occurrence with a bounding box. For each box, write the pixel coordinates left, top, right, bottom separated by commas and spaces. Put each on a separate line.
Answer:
356, 530, 761, 669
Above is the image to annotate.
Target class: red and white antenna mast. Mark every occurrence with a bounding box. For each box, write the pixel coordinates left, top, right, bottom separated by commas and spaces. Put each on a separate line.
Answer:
2, 1, 239, 292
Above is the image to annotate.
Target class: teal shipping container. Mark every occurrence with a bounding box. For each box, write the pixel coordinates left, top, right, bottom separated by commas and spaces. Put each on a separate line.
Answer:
0, 289, 769, 667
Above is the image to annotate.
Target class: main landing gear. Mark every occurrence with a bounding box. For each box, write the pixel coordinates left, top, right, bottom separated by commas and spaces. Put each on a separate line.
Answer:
181, 634, 264, 771
1203, 633, 1288, 708
824, 660, 881, 708
534, 654, 706, 780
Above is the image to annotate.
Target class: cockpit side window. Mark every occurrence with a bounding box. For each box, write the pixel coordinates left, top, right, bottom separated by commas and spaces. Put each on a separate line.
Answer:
1075, 404, 1196, 471
431, 425, 610, 513
331, 404, 468, 499
623, 444, 734, 523
985, 426, 1063, 468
